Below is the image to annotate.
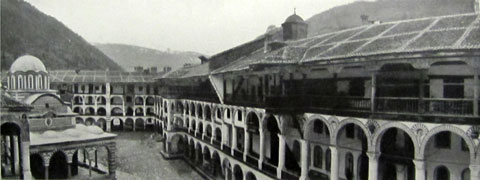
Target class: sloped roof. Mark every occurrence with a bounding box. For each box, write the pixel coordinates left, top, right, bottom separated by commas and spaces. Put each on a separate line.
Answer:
48, 70, 163, 83
210, 13, 480, 74
1, 92, 32, 109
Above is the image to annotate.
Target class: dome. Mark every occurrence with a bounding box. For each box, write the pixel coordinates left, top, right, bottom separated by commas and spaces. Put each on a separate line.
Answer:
10, 55, 47, 73
284, 14, 304, 23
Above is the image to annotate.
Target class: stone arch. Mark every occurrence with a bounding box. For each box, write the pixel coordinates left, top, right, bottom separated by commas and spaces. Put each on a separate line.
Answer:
75, 117, 84, 124
334, 118, 372, 147
73, 96, 83, 105
197, 103, 203, 119
125, 118, 134, 131
135, 118, 145, 131
111, 107, 123, 116
372, 122, 419, 154
146, 96, 154, 105
205, 105, 212, 121
49, 151, 69, 179
434, 165, 450, 180
215, 106, 223, 120
73, 107, 83, 114
85, 107, 95, 115
135, 107, 144, 116
206, 124, 213, 138
134, 96, 144, 105
419, 125, 475, 161
234, 109, 243, 122
261, 114, 281, 133
96, 96, 107, 105
233, 164, 243, 180
224, 108, 231, 119
97, 107, 107, 116
110, 96, 123, 105
30, 153, 45, 179
304, 115, 332, 142
96, 118, 107, 131
211, 151, 222, 177
85, 117, 95, 126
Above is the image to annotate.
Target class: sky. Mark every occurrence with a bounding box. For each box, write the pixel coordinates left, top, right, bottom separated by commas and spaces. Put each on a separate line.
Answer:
26, 0, 361, 55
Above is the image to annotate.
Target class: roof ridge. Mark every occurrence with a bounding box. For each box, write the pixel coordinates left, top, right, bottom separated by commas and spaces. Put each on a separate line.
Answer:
398, 17, 441, 50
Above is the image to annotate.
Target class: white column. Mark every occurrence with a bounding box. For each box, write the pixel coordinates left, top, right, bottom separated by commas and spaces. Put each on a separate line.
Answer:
470, 164, 480, 180
300, 140, 309, 180
330, 146, 339, 180
413, 159, 425, 180
232, 127, 237, 155
473, 69, 479, 116
21, 141, 32, 180
243, 130, 250, 161
13, 136, 20, 175
367, 151, 379, 180
258, 129, 265, 169
277, 135, 286, 178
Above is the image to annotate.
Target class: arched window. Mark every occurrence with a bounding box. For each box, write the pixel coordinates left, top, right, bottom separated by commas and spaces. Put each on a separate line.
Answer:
28, 75, 34, 89
435, 166, 450, 180
37, 75, 43, 89
461, 168, 470, 180
10, 76, 15, 89
313, 146, 323, 168
18, 76, 24, 89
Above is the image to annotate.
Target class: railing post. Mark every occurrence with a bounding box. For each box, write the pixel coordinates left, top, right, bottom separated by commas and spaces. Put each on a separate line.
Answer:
474, 69, 479, 116
418, 69, 428, 115
370, 72, 377, 114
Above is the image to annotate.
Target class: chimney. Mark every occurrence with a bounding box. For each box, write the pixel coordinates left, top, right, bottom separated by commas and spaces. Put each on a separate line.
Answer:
199, 56, 208, 64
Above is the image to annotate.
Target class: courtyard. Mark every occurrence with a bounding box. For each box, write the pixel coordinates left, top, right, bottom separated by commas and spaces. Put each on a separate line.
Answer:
97, 131, 202, 180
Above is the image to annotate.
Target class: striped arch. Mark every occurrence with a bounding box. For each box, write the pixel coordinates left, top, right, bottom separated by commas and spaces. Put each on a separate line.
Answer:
333, 118, 372, 148
303, 114, 333, 140
372, 122, 419, 155
419, 125, 475, 162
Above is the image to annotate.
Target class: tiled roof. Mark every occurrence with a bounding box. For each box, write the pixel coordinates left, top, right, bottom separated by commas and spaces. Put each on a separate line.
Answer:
1, 91, 31, 109
48, 70, 163, 83
210, 13, 480, 74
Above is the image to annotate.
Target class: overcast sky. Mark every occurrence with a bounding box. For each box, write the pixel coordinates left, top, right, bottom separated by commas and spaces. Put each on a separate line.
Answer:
26, 0, 361, 55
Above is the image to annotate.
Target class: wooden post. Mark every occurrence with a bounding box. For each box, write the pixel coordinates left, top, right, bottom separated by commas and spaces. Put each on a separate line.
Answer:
370, 72, 377, 114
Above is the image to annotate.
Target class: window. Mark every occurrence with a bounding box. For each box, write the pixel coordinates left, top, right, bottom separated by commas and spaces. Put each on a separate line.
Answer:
313, 146, 323, 168
346, 124, 355, 139
325, 149, 331, 172
435, 132, 451, 149
443, 77, 464, 98
313, 120, 324, 134
45, 103, 50, 108
139, 86, 144, 91
435, 166, 450, 180
349, 78, 365, 96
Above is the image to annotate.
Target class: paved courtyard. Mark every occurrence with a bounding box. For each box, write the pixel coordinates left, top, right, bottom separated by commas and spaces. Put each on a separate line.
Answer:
102, 131, 202, 180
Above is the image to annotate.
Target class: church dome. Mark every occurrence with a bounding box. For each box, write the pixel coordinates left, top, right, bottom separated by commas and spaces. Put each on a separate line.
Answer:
10, 55, 47, 73
284, 14, 304, 23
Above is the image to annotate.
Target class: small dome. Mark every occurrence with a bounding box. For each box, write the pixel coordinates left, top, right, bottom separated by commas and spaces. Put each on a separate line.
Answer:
10, 55, 47, 73
285, 14, 304, 23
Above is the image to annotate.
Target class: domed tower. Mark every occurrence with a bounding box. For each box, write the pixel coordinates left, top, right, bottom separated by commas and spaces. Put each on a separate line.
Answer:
282, 10, 308, 41
7, 55, 51, 97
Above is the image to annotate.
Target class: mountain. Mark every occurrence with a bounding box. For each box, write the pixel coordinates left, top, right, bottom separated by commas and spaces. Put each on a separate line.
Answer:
306, 0, 475, 37
1, 0, 123, 71
95, 43, 202, 71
